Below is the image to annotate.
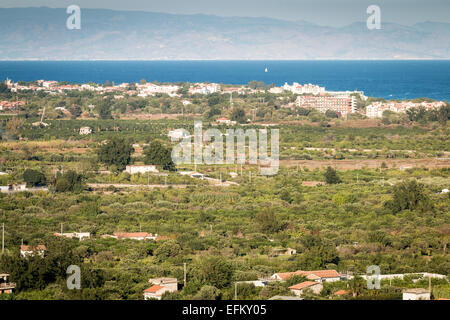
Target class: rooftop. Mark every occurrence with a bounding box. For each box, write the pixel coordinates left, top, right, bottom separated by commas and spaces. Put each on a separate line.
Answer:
289, 281, 319, 290
144, 285, 164, 293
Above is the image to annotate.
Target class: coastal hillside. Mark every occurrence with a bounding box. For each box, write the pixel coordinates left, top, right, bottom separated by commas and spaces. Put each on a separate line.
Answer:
0, 7, 449, 60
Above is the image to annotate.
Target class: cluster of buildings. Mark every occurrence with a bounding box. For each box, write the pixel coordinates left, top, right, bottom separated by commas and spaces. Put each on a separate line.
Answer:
136, 83, 180, 97
267, 269, 448, 300
365, 101, 446, 118
0, 100, 25, 111
188, 83, 220, 95
53, 232, 91, 241
281, 82, 325, 95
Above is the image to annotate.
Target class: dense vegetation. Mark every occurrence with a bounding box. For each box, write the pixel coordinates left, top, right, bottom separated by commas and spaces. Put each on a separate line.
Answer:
0, 85, 448, 300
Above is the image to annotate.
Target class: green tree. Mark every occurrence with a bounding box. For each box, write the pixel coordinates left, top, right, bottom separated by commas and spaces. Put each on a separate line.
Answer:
193, 285, 221, 300
324, 166, 341, 184
254, 210, 283, 234
192, 256, 233, 289
97, 137, 134, 171
385, 179, 432, 213
97, 102, 112, 120
231, 108, 246, 124
0, 82, 10, 93
143, 140, 176, 171
207, 94, 220, 107
325, 110, 338, 118
68, 104, 82, 118
437, 104, 449, 126
23, 169, 46, 187
154, 240, 182, 261
55, 170, 85, 193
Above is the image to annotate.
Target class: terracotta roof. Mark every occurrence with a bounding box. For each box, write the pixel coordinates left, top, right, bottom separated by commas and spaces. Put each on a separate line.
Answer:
274, 272, 298, 280
275, 269, 340, 280
333, 289, 350, 296
289, 281, 319, 290
298, 270, 340, 279
114, 232, 152, 238
20, 245, 46, 251
144, 285, 164, 293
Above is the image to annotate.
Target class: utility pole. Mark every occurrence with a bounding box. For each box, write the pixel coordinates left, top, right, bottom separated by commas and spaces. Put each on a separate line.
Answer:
60, 223, 63, 234
1, 223, 4, 254
428, 275, 431, 294
184, 263, 187, 287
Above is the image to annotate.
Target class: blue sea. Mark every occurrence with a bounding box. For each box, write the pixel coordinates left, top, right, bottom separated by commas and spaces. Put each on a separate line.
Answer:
0, 60, 449, 100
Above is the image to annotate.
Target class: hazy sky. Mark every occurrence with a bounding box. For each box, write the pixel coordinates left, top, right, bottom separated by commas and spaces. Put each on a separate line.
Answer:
2, 0, 449, 26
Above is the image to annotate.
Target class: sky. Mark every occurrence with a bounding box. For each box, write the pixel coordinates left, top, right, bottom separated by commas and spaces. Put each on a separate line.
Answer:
1, 0, 450, 27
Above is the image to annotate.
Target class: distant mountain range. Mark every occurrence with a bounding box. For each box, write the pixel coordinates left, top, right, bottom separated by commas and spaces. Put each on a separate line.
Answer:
1, 7, 450, 60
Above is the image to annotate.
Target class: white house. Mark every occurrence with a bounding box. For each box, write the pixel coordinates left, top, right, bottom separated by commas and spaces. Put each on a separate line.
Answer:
179, 171, 205, 180
124, 165, 159, 175
79, 127, 92, 135
216, 118, 236, 125
168, 129, 190, 141
54, 232, 90, 241
403, 288, 431, 300
144, 277, 178, 300
20, 245, 46, 258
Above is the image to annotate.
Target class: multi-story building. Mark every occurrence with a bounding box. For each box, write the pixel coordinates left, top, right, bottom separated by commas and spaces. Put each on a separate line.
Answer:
296, 95, 355, 116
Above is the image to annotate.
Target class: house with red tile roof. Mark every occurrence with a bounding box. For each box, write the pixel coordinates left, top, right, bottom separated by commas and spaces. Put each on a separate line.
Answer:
144, 277, 178, 300
289, 281, 323, 296
143, 285, 167, 300
271, 269, 341, 282
20, 244, 46, 258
